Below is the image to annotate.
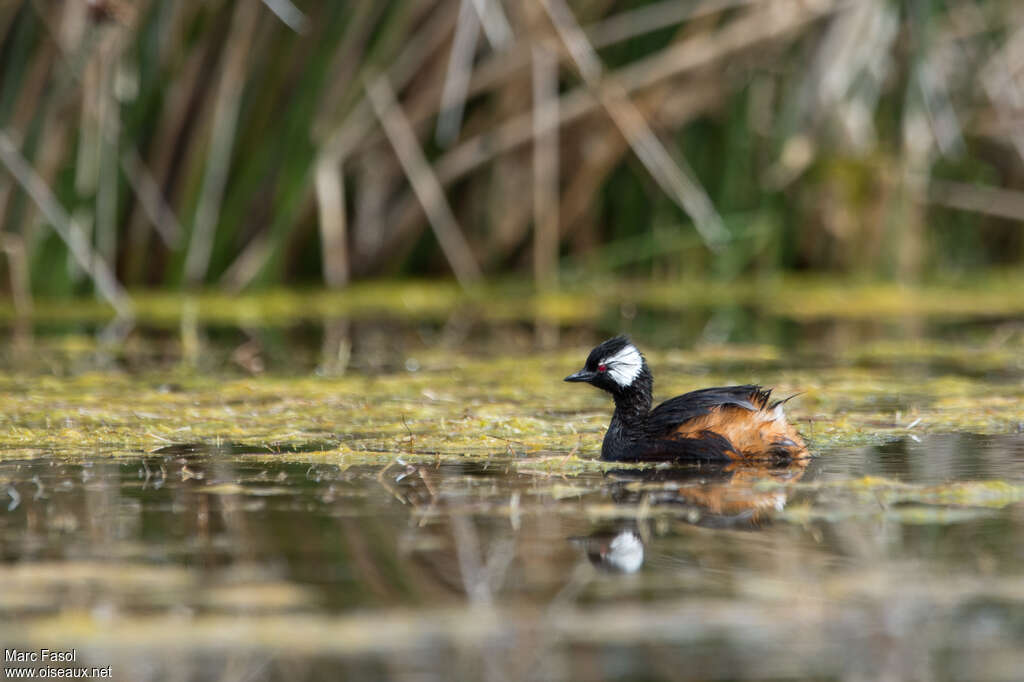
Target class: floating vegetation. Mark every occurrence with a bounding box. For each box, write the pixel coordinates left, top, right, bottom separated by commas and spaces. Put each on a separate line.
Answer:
0, 345, 1020, 458
2, 274, 1024, 327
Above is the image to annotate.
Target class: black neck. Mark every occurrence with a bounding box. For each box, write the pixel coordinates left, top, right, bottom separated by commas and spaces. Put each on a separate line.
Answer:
612, 368, 653, 428
602, 367, 653, 460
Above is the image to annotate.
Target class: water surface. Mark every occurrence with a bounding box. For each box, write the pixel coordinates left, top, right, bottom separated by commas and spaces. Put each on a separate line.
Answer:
1, 286, 1023, 681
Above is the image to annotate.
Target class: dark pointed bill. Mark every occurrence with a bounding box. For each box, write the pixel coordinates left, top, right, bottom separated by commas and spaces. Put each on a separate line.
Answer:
564, 369, 594, 382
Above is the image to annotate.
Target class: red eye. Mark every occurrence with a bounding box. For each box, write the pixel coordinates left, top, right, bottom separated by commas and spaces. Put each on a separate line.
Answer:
597, 364, 607, 373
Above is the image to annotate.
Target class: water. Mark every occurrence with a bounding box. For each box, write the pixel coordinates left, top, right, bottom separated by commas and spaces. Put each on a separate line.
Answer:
1, 293, 1023, 681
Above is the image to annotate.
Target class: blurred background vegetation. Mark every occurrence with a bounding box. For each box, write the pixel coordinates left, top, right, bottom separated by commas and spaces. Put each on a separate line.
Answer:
1, 0, 1023, 314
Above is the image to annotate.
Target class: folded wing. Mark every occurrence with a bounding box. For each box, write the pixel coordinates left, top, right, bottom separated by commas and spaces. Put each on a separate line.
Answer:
647, 385, 807, 460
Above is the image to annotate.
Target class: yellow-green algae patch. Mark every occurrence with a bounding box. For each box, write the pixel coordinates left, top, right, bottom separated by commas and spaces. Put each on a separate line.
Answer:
3, 272, 1024, 326
1, 278, 1022, 515
0, 340, 1021, 459
774, 476, 1024, 525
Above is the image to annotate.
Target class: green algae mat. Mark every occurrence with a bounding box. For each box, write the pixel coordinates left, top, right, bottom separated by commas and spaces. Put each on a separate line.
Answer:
1, 279, 1023, 681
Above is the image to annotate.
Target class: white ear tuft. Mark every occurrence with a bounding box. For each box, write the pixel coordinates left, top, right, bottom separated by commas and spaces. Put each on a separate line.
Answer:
602, 344, 643, 386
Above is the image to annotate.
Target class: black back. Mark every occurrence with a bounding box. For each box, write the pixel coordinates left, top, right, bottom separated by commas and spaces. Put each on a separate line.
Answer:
645, 385, 767, 438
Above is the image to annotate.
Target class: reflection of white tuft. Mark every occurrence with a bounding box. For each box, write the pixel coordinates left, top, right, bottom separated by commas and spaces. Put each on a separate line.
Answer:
606, 531, 644, 573
601, 344, 643, 387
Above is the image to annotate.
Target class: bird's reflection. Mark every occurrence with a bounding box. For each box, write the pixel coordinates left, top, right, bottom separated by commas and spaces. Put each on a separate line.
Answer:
572, 529, 644, 573
575, 458, 811, 572
369, 454, 811, 579
607, 458, 809, 525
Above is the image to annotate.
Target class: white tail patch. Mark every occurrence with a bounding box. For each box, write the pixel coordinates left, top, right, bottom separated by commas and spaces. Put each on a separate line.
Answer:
759, 403, 786, 423
601, 344, 643, 387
